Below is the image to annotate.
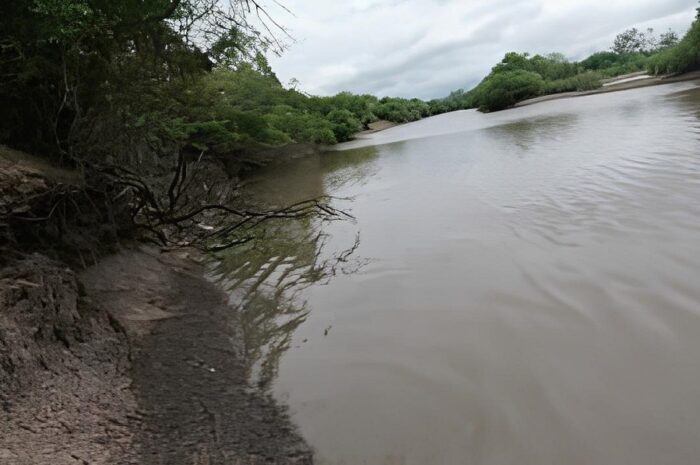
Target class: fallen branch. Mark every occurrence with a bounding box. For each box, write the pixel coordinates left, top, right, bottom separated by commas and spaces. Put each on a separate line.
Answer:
97, 153, 354, 253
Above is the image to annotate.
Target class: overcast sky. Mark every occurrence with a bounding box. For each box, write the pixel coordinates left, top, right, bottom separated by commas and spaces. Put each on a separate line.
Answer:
264, 0, 698, 99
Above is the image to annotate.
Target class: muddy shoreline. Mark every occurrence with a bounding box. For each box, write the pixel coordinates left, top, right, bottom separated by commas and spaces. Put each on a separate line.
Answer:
0, 147, 313, 464
92, 248, 313, 464
0, 247, 312, 464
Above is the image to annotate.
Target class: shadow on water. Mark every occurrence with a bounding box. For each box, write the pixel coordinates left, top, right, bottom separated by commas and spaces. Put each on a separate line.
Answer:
208, 147, 379, 389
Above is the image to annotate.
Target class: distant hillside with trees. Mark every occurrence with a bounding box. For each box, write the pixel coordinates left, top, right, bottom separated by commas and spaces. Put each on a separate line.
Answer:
434, 13, 699, 113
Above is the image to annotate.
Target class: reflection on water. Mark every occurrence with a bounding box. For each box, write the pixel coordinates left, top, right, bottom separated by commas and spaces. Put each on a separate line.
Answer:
321, 146, 381, 191
211, 151, 372, 388
485, 114, 579, 152
221, 82, 700, 465
211, 219, 364, 389
211, 219, 317, 388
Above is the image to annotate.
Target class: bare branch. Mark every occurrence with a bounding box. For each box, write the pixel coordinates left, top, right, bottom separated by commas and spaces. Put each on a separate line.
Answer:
96, 154, 353, 253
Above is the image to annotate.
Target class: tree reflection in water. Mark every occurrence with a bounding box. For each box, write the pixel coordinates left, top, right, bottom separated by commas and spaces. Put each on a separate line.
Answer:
209, 216, 363, 390
208, 146, 379, 389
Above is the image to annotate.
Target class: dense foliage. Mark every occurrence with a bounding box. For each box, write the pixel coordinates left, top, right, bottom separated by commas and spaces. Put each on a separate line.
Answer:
0, 0, 434, 164
1, 0, 699, 163
0, 0, 262, 160
648, 8, 700, 75
174, 71, 437, 146
469, 69, 545, 112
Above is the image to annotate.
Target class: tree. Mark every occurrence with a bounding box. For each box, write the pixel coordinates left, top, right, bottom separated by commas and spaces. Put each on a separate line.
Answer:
642, 28, 658, 52
612, 28, 645, 54
658, 29, 680, 49
470, 70, 545, 112
0, 0, 290, 159
326, 109, 362, 142
647, 8, 700, 75
492, 52, 532, 73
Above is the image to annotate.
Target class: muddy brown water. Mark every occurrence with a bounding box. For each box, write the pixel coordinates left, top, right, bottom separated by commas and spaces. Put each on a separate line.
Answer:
213, 82, 700, 465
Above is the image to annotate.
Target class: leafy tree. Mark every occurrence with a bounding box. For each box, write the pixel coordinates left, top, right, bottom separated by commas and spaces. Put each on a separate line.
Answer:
470, 70, 545, 112
580, 52, 621, 70
642, 28, 658, 52
326, 109, 362, 142
612, 28, 646, 54
322, 92, 377, 127
0, 0, 287, 160
658, 29, 680, 49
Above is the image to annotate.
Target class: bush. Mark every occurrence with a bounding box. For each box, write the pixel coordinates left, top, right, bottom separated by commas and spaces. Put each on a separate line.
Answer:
544, 71, 602, 94
580, 52, 622, 70
326, 109, 363, 142
373, 98, 430, 123
580, 51, 650, 77
470, 70, 545, 112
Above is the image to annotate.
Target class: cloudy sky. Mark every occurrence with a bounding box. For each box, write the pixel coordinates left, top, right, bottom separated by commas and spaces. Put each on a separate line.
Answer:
264, 0, 698, 99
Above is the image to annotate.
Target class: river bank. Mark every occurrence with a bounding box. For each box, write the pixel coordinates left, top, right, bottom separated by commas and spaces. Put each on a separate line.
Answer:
342, 71, 700, 146
0, 148, 312, 464
2, 75, 698, 465
515, 70, 700, 107
0, 246, 312, 464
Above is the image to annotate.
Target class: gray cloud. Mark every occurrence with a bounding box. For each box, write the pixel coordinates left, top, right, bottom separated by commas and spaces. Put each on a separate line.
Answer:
266, 0, 698, 99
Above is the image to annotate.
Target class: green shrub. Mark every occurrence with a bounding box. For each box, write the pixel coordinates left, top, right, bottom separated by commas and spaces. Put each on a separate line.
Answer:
326, 109, 363, 142
544, 71, 602, 94
471, 70, 545, 112
373, 98, 430, 123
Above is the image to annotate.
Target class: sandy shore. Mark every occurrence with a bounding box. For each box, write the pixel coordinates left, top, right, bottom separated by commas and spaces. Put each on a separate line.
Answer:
515, 70, 700, 108
354, 120, 399, 138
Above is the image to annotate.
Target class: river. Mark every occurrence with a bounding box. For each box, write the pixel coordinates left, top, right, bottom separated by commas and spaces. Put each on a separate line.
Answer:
213, 81, 700, 465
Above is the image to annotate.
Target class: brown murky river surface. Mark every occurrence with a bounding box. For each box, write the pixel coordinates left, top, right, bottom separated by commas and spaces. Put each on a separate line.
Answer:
214, 82, 700, 465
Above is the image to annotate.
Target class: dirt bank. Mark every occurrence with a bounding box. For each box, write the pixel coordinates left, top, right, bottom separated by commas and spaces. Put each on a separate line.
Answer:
1, 146, 313, 464
1, 147, 133, 463
0, 247, 313, 464
0, 255, 136, 464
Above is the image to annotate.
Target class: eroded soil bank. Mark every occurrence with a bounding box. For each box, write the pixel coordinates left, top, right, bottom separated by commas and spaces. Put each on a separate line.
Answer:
0, 148, 312, 464
1, 247, 312, 465
0, 255, 135, 464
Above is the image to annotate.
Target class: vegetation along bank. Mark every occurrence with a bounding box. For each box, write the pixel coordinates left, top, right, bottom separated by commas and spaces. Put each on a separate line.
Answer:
1, 1, 699, 463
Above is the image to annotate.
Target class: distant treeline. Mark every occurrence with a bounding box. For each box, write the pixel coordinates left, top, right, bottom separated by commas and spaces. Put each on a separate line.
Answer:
183, 7, 700, 150
2, 1, 699, 162
435, 12, 700, 113
175, 64, 433, 147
